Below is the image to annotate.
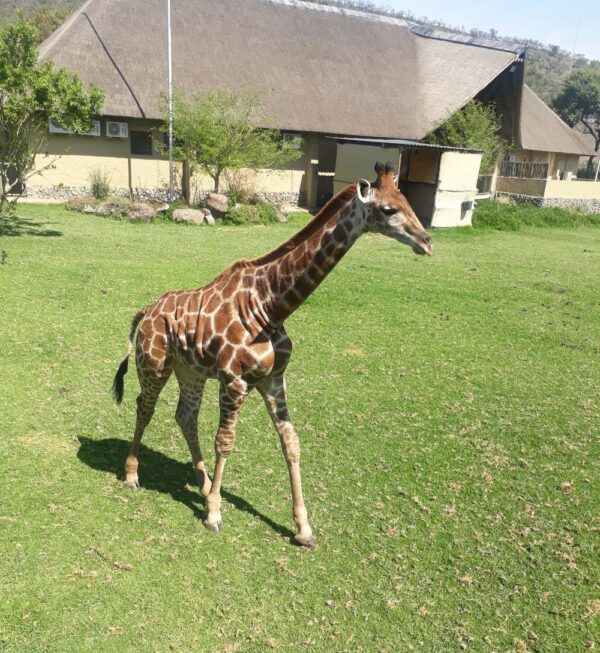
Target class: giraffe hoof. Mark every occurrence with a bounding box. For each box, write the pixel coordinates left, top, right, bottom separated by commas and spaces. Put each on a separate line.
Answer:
203, 520, 222, 533
124, 479, 140, 490
294, 534, 316, 549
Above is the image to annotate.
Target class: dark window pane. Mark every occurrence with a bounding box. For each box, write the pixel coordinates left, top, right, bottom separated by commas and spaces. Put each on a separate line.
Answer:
163, 132, 183, 148
5, 164, 24, 195
131, 131, 153, 156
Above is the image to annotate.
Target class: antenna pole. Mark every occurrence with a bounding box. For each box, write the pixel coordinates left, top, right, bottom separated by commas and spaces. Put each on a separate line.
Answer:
568, 5, 583, 76
167, 0, 174, 202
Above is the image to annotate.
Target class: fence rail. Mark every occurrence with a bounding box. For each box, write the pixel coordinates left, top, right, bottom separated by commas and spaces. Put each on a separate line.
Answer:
500, 161, 549, 179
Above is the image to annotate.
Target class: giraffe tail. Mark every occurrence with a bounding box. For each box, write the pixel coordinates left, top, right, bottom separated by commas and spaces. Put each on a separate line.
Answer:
112, 308, 147, 405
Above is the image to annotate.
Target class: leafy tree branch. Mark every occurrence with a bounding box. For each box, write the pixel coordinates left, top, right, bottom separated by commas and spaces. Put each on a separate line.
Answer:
165, 87, 302, 193
0, 14, 103, 218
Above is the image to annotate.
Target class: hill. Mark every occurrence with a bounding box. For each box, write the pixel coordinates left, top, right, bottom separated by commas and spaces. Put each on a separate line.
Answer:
0, 0, 80, 17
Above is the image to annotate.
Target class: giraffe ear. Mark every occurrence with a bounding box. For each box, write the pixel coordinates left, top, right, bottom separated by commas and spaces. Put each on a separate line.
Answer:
357, 179, 371, 203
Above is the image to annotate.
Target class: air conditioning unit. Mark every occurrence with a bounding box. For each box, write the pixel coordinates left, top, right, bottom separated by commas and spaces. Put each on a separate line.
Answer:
49, 119, 101, 137
49, 120, 75, 135
106, 121, 129, 138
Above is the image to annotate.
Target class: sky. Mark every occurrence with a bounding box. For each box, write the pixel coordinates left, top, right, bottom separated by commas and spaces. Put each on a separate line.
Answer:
383, 0, 600, 61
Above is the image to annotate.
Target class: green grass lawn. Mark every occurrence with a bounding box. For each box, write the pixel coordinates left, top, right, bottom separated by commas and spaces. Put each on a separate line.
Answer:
1, 205, 599, 652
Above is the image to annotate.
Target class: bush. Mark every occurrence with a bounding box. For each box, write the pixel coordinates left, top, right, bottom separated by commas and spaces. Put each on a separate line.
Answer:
224, 169, 257, 205
88, 167, 111, 200
473, 199, 600, 230
223, 201, 279, 226
96, 196, 131, 218
65, 195, 98, 212
424, 100, 505, 176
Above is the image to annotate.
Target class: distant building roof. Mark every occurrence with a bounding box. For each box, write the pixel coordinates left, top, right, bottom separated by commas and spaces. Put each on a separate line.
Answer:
520, 85, 596, 156
330, 136, 483, 153
39, 0, 520, 140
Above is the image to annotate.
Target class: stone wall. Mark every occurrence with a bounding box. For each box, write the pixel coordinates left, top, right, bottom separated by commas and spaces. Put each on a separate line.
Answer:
191, 189, 304, 206
27, 184, 304, 207
495, 192, 600, 214
256, 191, 303, 206
26, 185, 182, 203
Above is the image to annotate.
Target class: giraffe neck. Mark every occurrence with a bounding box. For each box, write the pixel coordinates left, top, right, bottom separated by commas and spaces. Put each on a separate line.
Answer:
261, 195, 367, 325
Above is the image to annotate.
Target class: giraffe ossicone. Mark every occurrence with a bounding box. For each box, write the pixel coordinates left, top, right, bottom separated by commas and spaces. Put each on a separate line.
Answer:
113, 161, 432, 548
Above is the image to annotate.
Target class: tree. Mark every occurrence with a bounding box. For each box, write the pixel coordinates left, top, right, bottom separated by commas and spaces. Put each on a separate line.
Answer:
0, 15, 103, 217
552, 69, 600, 176
423, 100, 505, 176
167, 87, 302, 193
28, 5, 71, 43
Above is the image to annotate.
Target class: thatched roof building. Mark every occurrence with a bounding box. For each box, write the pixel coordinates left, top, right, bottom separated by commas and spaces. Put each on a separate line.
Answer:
520, 85, 595, 157
39, 0, 523, 140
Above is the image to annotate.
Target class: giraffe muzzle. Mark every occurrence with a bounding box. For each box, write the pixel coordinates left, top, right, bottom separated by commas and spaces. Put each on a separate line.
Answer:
411, 232, 433, 256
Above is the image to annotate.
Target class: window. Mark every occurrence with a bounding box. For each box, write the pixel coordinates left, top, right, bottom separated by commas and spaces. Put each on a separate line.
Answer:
4, 164, 24, 195
163, 132, 183, 148
130, 131, 153, 156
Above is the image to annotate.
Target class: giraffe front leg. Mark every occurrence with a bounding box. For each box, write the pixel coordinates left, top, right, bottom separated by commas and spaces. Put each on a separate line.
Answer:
204, 379, 247, 532
258, 375, 315, 549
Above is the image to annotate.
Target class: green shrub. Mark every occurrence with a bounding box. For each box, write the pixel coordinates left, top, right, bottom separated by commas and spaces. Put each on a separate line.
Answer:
97, 196, 131, 218
88, 167, 111, 201
473, 200, 600, 230
64, 196, 98, 212
223, 201, 279, 226
65, 195, 133, 217
224, 169, 258, 205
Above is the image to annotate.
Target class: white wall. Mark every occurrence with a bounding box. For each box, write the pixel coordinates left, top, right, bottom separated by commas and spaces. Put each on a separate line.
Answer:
431, 151, 482, 227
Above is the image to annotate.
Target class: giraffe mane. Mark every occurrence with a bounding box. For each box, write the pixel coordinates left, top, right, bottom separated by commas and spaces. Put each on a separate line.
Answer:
251, 184, 357, 266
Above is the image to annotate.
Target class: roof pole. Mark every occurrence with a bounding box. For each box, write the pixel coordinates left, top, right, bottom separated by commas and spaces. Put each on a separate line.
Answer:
167, 0, 174, 202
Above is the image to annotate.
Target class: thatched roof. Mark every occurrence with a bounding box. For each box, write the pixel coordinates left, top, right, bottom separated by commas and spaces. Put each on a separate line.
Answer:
520, 85, 596, 156
39, 0, 520, 139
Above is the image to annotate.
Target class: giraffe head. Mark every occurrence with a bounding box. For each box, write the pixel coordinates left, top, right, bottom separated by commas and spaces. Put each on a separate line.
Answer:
357, 161, 433, 256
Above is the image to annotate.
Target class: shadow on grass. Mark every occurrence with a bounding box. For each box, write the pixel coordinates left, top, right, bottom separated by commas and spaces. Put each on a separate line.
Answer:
1, 215, 63, 238
77, 436, 295, 541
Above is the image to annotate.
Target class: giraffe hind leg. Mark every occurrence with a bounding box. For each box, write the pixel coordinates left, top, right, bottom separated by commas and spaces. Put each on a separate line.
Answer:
124, 366, 171, 489
174, 368, 211, 498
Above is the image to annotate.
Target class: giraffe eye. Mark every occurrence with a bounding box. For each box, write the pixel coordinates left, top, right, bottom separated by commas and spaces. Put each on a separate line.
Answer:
381, 206, 396, 216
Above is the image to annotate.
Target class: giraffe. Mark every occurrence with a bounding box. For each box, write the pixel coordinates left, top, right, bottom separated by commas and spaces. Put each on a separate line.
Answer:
112, 161, 432, 548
